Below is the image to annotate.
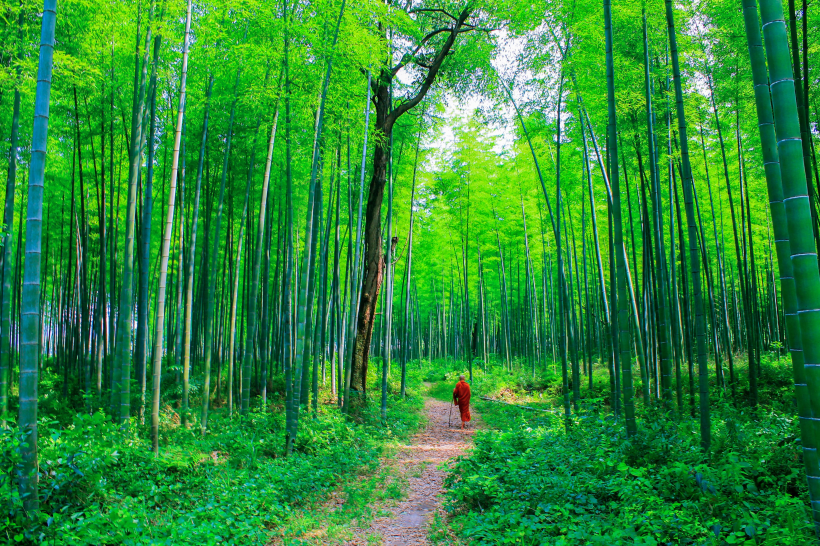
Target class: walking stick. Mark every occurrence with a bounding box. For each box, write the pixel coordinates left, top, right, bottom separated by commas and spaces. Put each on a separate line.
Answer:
448, 404, 452, 428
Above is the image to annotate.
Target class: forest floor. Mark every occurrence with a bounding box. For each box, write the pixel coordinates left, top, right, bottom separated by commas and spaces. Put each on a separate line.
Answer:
275, 380, 480, 546
346, 389, 480, 545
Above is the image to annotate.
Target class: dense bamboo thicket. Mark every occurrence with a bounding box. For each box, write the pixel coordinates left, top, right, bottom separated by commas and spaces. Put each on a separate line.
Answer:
3, 0, 820, 543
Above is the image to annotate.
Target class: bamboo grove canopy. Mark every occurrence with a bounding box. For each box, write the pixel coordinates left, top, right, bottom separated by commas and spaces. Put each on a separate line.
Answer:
3, 0, 820, 539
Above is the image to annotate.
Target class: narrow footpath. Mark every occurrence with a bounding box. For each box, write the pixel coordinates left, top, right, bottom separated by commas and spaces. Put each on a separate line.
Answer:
349, 393, 481, 545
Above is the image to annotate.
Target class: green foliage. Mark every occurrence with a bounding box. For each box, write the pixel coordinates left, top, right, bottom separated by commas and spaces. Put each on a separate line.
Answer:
0, 375, 425, 545
1, 0, 818, 540
441, 362, 814, 545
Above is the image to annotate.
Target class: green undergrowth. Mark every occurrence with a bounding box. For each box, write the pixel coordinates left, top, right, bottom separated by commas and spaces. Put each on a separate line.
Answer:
274, 447, 411, 545
433, 355, 814, 545
1, 362, 427, 545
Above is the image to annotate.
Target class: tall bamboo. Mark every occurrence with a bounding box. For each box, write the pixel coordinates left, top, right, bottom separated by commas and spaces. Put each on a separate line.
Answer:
757, 0, 820, 530
0, 8, 24, 428
242, 101, 280, 413
115, 0, 154, 425
17, 0, 57, 513
201, 53, 243, 433
605, 0, 637, 434
643, 10, 673, 412
150, 0, 191, 454
666, 0, 710, 450
181, 74, 213, 428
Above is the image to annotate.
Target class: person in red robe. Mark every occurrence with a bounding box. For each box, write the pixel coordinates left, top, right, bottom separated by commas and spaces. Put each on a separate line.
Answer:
452, 375, 471, 429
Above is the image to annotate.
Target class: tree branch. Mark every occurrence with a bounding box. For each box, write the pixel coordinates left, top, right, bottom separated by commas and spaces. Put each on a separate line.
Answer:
408, 8, 457, 20
458, 26, 497, 34
386, 7, 473, 128
391, 26, 455, 75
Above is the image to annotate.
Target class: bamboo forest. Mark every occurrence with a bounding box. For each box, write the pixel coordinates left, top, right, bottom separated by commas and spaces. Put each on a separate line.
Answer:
6, 0, 820, 543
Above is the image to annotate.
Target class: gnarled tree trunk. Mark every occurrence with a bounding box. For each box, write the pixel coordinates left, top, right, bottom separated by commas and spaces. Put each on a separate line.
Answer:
348, 8, 474, 397
349, 108, 389, 395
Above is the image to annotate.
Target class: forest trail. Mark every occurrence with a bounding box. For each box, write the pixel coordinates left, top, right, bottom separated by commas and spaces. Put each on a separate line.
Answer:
348, 389, 481, 545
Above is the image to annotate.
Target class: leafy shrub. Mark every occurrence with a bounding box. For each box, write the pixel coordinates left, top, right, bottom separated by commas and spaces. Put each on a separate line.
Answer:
0, 365, 425, 544
443, 360, 815, 545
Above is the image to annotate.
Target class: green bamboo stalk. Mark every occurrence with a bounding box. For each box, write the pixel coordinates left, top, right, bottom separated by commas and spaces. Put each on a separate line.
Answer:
115, 0, 154, 425
171, 115, 185, 400
292, 0, 345, 434
756, 0, 820, 530
643, 10, 673, 412
383, 159, 395, 396
665, 0, 710, 450
0, 8, 24, 428
786, 0, 820, 267
553, 67, 572, 423
181, 74, 214, 428
495, 229, 512, 371
281, 0, 295, 455
400, 128, 422, 404
580, 166, 594, 391
228, 197, 247, 417
579, 107, 611, 383
242, 101, 280, 414
17, 0, 57, 513
137, 1, 165, 425
201, 54, 242, 434
699, 123, 737, 399
706, 70, 752, 400
560, 197, 581, 407
605, 0, 636, 433
228, 101, 265, 413
149, 0, 191, 454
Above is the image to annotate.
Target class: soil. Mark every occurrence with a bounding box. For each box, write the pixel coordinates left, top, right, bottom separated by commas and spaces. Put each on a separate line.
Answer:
347, 394, 480, 545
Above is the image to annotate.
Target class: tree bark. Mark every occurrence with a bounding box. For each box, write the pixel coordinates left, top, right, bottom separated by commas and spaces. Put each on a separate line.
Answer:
349, 124, 389, 394
348, 8, 473, 395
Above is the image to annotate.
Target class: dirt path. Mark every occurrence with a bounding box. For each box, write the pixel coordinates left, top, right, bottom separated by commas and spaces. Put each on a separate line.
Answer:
348, 393, 480, 545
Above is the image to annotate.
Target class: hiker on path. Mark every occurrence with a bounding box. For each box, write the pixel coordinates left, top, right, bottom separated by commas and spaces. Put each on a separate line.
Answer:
452, 375, 471, 429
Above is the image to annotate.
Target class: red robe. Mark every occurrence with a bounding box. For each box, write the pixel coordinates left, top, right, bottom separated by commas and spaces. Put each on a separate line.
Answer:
453, 380, 471, 423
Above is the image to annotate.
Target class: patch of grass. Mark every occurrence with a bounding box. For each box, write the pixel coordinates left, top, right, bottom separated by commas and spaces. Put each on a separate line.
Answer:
429, 380, 456, 402
427, 511, 462, 545
278, 466, 399, 545
378, 473, 408, 501
410, 461, 429, 478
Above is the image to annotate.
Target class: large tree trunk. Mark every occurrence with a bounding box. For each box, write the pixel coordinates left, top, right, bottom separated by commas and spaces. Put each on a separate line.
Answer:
348, 8, 473, 396
349, 85, 389, 395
